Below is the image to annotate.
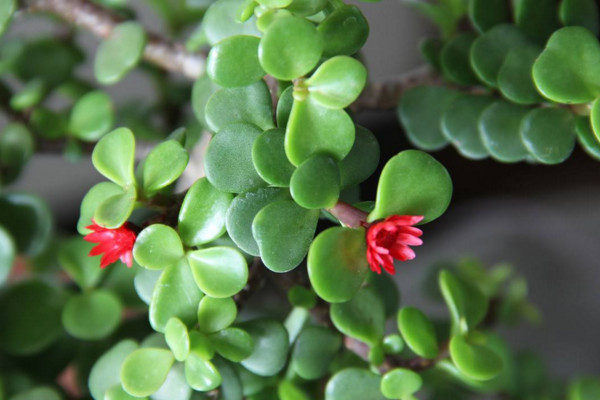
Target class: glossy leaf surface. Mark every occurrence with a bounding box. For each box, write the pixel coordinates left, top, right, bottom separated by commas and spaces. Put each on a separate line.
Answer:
397, 307, 438, 359
187, 247, 248, 298
133, 224, 184, 270
207, 35, 264, 87
521, 107, 575, 165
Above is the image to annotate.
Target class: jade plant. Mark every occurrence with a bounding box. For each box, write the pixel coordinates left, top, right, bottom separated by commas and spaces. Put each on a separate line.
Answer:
0, 0, 599, 399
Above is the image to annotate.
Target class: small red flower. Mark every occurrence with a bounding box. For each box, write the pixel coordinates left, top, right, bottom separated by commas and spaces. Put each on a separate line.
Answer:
366, 215, 424, 275
84, 220, 137, 268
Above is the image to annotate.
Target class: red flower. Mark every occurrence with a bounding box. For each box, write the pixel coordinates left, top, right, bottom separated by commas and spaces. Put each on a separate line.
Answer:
84, 220, 137, 268
366, 215, 424, 275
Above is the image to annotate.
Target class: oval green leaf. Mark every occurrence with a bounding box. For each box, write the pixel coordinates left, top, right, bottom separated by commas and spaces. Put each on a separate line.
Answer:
330, 287, 385, 346
95, 22, 147, 85
133, 224, 184, 270
397, 86, 458, 150
165, 317, 190, 362
92, 127, 135, 188
210, 327, 254, 362
258, 15, 322, 80
239, 319, 289, 376
449, 334, 503, 381
380, 368, 422, 399
397, 307, 438, 359
187, 246, 249, 298
368, 150, 452, 223
290, 154, 340, 209
252, 199, 319, 272
121, 348, 175, 397
325, 368, 385, 400
205, 122, 266, 193
142, 140, 189, 195
307, 226, 368, 303
69, 90, 114, 141
317, 5, 369, 57
252, 128, 296, 186
479, 101, 530, 163
197, 296, 237, 333
185, 354, 222, 391
207, 35, 264, 87
520, 107, 576, 165
291, 326, 341, 380
306, 56, 367, 109
285, 97, 354, 166
62, 290, 122, 340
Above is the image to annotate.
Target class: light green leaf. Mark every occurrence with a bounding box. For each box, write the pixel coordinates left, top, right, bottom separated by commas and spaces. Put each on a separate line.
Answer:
89, 340, 139, 400
133, 224, 184, 270
92, 127, 136, 188
62, 290, 122, 340
240, 319, 289, 376
397, 307, 438, 359
95, 22, 147, 85
330, 287, 385, 346
69, 90, 114, 141
305, 56, 367, 109
197, 296, 237, 333
142, 140, 189, 195
187, 247, 249, 298
207, 35, 264, 87
121, 348, 175, 397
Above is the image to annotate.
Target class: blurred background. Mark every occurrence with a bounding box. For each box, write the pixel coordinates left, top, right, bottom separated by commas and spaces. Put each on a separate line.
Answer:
2, 0, 599, 379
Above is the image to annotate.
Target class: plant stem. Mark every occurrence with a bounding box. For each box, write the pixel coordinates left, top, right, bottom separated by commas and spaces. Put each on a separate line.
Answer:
327, 201, 369, 228
20, 0, 205, 79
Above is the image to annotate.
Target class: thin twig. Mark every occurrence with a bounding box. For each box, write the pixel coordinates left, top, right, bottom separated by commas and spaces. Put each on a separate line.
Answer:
20, 0, 205, 79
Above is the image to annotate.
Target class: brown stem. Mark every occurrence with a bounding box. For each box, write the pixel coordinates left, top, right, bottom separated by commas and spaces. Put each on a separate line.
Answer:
327, 201, 369, 228
20, 0, 205, 79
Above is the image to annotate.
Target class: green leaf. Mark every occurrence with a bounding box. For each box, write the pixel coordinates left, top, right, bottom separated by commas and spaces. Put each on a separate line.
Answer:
121, 348, 175, 397
88, 340, 139, 400
521, 107, 576, 165
207, 35, 264, 87
325, 368, 385, 400
134, 268, 161, 305
192, 74, 220, 129
150, 259, 204, 332
252, 128, 296, 186
178, 177, 232, 246
134, 224, 184, 270
397, 307, 438, 359
479, 101, 530, 163
277, 380, 310, 400
225, 187, 289, 256
94, 22, 147, 85
189, 331, 216, 360
69, 90, 114, 141
568, 377, 600, 400
305, 56, 367, 109
560, 0, 599, 35
276, 86, 294, 129
449, 334, 503, 381
0, 0, 15, 37
30, 107, 67, 140
291, 326, 341, 380
419, 37, 444, 70
514, 0, 559, 44
317, 5, 369, 57
497, 45, 544, 105
0, 280, 65, 355
470, 24, 530, 87
252, 200, 319, 272
187, 246, 249, 298
382, 334, 404, 355
468, 0, 509, 32
339, 125, 380, 189
197, 296, 237, 333
397, 86, 458, 150
142, 141, 189, 195
441, 94, 493, 159
78, 182, 124, 234
258, 16, 322, 80
92, 127, 136, 188
0, 193, 52, 256
165, 317, 190, 362
15, 38, 82, 86
533, 27, 600, 103
213, 358, 243, 400
58, 237, 103, 289
307, 227, 368, 303
285, 0, 327, 16
185, 354, 222, 391
205, 123, 266, 193
330, 287, 385, 346
210, 327, 254, 362
240, 319, 289, 376
380, 368, 422, 398
290, 154, 340, 209
287, 286, 316, 309
368, 150, 452, 223
439, 270, 488, 334
152, 362, 191, 400
366, 272, 400, 318
202, 0, 261, 45
588, 97, 600, 145
93, 186, 136, 229
0, 226, 15, 285
285, 98, 354, 166
104, 385, 145, 400
440, 32, 479, 85
576, 116, 600, 160
8, 387, 62, 400
0, 122, 34, 183
205, 79, 274, 133
62, 290, 122, 340
10, 79, 46, 110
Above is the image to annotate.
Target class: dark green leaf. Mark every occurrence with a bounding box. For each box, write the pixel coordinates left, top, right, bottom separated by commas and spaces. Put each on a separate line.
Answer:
62, 290, 122, 340
252, 128, 296, 186
560, 0, 599, 35
291, 326, 341, 379
440, 32, 479, 85
240, 319, 289, 376
317, 5, 369, 57
521, 107, 575, 164
330, 287, 385, 346
479, 101, 530, 163
290, 154, 340, 209
468, 0, 509, 32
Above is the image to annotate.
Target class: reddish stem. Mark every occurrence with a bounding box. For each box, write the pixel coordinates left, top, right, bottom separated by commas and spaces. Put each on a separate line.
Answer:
327, 201, 370, 229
